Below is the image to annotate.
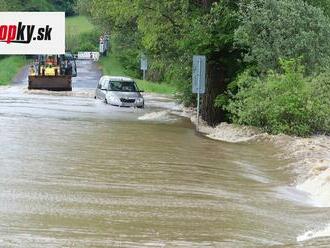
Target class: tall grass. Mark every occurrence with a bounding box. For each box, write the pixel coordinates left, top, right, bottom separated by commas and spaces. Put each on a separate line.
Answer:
66, 16, 98, 53
66, 16, 94, 35
0, 56, 27, 86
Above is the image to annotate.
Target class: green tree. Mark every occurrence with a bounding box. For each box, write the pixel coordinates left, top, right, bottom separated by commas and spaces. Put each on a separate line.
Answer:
75, 0, 91, 16
50, 0, 76, 16
235, 0, 330, 74
305, 0, 330, 16
2, 0, 76, 13
185, 1, 243, 125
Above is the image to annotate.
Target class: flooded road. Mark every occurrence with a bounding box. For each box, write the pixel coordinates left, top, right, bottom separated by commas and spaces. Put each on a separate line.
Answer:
0, 61, 329, 247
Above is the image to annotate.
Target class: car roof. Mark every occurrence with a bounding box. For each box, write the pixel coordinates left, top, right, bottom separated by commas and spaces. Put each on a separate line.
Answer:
101, 76, 134, 82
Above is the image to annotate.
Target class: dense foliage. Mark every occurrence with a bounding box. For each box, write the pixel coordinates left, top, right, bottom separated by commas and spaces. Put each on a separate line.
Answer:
223, 59, 330, 136
1, 0, 76, 15
305, 0, 330, 16
214, 0, 330, 136
235, 0, 330, 74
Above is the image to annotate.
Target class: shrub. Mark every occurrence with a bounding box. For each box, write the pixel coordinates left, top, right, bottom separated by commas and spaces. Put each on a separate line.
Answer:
68, 30, 100, 54
223, 59, 330, 137
309, 72, 330, 134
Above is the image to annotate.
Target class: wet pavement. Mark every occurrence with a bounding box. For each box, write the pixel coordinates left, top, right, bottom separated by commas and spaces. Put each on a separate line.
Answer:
72, 60, 102, 89
0, 60, 329, 247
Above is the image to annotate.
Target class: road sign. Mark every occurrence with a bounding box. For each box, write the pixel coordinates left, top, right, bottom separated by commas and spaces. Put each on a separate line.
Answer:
192, 55, 206, 130
192, 55, 206, 94
99, 37, 105, 54
140, 55, 148, 80
99, 34, 109, 56
140, 56, 148, 71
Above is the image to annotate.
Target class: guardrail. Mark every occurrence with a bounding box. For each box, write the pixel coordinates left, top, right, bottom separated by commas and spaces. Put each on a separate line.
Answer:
76, 52, 100, 61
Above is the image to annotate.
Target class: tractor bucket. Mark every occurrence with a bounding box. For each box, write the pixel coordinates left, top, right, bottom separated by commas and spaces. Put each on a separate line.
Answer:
28, 75, 72, 91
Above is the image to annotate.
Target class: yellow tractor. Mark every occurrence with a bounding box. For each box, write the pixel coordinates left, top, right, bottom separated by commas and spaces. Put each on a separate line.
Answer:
28, 53, 77, 91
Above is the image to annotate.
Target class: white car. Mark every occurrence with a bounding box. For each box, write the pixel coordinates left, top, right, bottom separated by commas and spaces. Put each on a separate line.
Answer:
95, 76, 144, 108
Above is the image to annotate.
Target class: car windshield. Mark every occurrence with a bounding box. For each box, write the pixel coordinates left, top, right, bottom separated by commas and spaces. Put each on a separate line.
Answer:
108, 81, 137, 92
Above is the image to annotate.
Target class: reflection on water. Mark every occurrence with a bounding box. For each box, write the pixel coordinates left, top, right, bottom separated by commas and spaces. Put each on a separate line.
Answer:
0, 88, 330, 247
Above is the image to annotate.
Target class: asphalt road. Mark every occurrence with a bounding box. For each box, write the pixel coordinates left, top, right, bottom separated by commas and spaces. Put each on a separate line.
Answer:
72, 60, 102, 89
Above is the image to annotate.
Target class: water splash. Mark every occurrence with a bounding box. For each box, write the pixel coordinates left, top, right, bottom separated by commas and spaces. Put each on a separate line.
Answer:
138, 111, 178, 122
297, 224, 330, 242
296, 165, 330, 207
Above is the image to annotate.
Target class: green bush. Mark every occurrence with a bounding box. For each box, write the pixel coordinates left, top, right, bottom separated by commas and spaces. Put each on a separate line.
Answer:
162, 57, 194, 107
75, 31, 100, 53
222, 59, 330, 137
66, 16, 100, 53
309, 72, 330, 134
66, 30, 100, 54
110, 34, 140, 78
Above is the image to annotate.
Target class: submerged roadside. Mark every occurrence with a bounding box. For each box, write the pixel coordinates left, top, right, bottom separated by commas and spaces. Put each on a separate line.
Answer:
175, 107, 330, 210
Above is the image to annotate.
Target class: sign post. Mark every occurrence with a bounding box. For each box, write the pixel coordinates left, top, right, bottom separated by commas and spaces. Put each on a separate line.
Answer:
99, 36, 104, 55
99, 34, 109, 56
140, 55, 148, 81
192, 55, 206, 129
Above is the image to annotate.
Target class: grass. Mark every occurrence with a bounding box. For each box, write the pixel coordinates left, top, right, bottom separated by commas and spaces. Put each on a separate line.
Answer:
66, 16, 96, 52
99, 54, 126, 76
0, 56, 27, 86
135, 79, 176, 94
66, 16, 94, 35
99, 55, 176, 94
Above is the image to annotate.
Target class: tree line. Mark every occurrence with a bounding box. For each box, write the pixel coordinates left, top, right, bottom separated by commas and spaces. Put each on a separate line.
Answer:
0, 0, 76, 16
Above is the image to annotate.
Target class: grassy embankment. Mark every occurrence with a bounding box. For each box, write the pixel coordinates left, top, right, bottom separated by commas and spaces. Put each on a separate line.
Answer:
66, 16, 97, 53
66, 16, 94, 34
99, 55, 176, 94
0, 56, 27, 86
67, 16, 175, 94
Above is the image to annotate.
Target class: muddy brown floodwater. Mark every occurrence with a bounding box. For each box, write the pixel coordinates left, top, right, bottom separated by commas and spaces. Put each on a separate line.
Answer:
0, 60, 329, 247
